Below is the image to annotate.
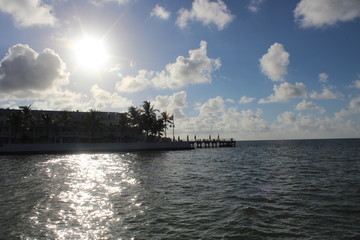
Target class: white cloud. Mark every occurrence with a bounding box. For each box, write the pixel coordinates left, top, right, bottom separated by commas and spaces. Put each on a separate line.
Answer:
151, 4, 171, 20
119, 41, 220, 92
174, 96, 268, 138
277, 111, 297, 125
294, 0, 360, 28
90, 84, 133, 110
153, 91, 187, 119
197, 96, 225, 115
259, 82, 307, 103
259, 42, 290, 82
277, 111, 335, 133
32, 89, 85, 111
0, 44, 69, 99
0, 101, 17, 109
319, 72, 328, 83
335, 96, 360, 119
0, 0, 57, 27
347, 119, 359, 131
153, 41, 221, 89
353, 79, 360, 89
239, 96, 256, 104
176, 0, 235, 30
310, 87, 340, 99
179, 105, 268, 139
115, 70, 153, 93
296, 99, 325, 113
248, 0, 265, 13
90, 0, 131, 5
234, 108, 268, 132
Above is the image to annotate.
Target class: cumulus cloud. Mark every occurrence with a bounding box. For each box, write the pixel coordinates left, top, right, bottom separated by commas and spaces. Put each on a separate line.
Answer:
180, 104, 268, 139
153, 41, 221, 89
176, 0, 235, 30
153, 91, 187, 119
335, 96, 360, 119
259, 42, 290, 82
151, 4, 171, 20
32, 89, 85, 111
277, 111, 297, 125
90, 0, 131, 5
234, 108, 268, 132
310, 87, 340, 99
277, 111, 335, 133
248, 0, 265, 13
319, 73, 328, 83
353, 79, 360, 89
118, 41, 220, 92
116, 70, 152, 92
294, 0, 360, 28
90, 84, 133, 110
239, 96, 256, 104
197, 96, 225, 115
0, 44, 69, 98
259, 82, 307, 103
0, 0, 57, 27
296, 99, 325, 113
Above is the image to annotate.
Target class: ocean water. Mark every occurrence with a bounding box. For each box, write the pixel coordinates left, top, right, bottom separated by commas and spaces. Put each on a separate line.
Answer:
0, 139, 360, 239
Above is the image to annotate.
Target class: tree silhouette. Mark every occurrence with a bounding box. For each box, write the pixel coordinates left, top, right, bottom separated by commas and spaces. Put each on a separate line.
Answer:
140, 101, 158, 141
40, 113, 56, 143
160, 111, 172, 138
84, 109, 104, 142
57, 111, 75, 143
127, 106, 141, 128
19, 105, 34, 141
151, 118, 165, 140
6, 111, 22, 143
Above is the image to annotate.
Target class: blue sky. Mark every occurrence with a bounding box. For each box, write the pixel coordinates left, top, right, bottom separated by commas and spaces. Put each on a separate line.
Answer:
1, 0, 360, 140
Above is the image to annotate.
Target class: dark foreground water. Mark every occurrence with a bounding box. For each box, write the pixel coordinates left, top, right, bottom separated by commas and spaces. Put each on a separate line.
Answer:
1, 139, 360, 239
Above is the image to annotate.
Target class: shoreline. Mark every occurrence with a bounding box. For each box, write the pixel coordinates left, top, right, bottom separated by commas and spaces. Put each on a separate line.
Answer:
0, 142, 194, 155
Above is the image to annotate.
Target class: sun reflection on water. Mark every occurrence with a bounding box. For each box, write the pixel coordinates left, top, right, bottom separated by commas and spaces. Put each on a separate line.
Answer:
28, 153, 140, 239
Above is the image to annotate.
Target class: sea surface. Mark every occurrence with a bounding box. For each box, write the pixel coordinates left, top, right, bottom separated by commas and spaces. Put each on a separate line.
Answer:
0, 139, 360, 239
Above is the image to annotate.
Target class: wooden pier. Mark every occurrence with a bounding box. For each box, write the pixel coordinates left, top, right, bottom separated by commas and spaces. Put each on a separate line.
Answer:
188, 139, 236, 149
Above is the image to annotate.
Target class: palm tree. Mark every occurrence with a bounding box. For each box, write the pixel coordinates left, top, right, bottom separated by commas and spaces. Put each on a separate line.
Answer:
57, 111, 75, 143
6, 111, 23, 143
151, 118, 165, 140
140, 101, 158, 141
58, 111, 74, 130
127, 106, 141, 128
19, 105, 34, 142
40, 113, 55, 143
118, 112, 130, 130
84, 109, 104, 142
160, 111, 172, 138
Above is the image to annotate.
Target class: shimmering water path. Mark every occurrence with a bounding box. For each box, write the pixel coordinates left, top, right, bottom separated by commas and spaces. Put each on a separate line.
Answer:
1, 139, 360, 239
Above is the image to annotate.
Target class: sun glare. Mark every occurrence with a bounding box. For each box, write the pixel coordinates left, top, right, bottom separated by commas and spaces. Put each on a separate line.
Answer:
74, 37, 108, 69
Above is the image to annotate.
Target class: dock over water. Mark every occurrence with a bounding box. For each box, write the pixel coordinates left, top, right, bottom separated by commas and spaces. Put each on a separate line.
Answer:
188, 139, 236, 149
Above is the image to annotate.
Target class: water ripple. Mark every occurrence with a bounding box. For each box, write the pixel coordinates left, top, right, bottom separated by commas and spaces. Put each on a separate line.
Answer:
0, 139, 360, 239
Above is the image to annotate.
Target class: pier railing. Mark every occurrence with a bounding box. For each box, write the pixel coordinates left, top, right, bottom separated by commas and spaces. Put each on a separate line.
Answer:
187, 138, 236, 148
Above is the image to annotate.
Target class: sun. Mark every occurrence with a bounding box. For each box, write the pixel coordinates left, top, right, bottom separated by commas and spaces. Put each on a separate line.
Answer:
74, 36, 108, 69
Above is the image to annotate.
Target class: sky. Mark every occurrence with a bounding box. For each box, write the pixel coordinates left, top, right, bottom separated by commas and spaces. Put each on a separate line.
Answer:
0, 0, 360, 140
